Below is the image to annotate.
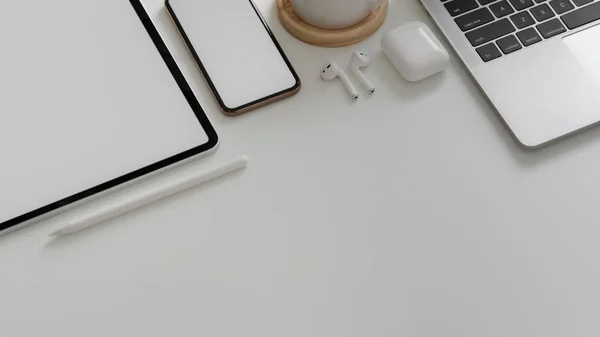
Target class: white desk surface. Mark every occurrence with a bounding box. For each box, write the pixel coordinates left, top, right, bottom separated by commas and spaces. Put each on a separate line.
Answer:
2, 1, 600, 336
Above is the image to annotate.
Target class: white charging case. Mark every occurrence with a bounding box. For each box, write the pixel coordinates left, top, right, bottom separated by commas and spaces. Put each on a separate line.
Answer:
381, 21, 449, 82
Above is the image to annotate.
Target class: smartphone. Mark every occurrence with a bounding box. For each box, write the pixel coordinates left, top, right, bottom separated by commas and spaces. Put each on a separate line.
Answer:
166, 0, 301, 116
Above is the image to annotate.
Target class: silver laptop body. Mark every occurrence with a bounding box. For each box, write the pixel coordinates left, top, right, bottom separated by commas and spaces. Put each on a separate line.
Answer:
420, 0, 600, 148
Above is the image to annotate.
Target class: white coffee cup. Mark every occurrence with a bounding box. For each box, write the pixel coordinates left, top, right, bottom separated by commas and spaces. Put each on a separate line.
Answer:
292, 0, 386, 30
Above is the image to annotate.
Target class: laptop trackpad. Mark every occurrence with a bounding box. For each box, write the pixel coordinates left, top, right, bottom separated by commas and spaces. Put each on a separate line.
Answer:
563, 24, 600, 86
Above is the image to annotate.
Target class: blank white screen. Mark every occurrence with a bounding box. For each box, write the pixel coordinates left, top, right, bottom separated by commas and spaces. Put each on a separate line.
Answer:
0, 0, 212, 224
167, 0, 297, 110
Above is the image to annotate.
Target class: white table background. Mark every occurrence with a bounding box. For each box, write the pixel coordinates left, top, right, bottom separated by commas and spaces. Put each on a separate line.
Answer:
2, 0, 600, 336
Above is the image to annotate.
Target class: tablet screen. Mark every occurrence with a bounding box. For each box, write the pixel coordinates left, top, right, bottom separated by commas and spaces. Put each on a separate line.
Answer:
0, 0, 217, 229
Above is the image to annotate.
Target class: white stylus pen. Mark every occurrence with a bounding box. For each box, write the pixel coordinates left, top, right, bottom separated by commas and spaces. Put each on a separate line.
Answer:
49, 156, 249, 237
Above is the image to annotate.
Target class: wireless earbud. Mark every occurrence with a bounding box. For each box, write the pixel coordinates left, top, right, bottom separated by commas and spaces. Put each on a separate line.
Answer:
321, 62, 359, 100
350, 52, 375, 94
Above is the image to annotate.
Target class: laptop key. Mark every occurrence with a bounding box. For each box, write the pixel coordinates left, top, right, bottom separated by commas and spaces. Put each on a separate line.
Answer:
455, 8, 495, 31
465, 18, 516, 46
490, 1, 515, 17
537, 18, 567, 37
509, 0, 534, 10
550, 0, 574, 14
516, 27, 542, 45
530, 3, 555, 21
445, 0, 479, 17
561, 1, 600, 29
572, 0, 592, 6
511, 11, 536, 28
476, 43, 502, 61
496, 35, 522, 54
479, 0, 496, 4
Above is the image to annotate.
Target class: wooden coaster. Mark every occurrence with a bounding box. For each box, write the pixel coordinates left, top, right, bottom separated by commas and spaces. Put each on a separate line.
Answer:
276, 0, 389, 48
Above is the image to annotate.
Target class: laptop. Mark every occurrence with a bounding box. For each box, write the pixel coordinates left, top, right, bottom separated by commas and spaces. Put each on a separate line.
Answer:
420, 0, 600, 148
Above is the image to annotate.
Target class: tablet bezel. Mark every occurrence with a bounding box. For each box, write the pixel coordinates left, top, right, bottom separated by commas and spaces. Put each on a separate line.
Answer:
0, 0, 218, 233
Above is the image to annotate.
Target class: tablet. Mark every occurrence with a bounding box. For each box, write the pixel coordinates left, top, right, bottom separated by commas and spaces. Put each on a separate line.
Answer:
0, 0, 218, 232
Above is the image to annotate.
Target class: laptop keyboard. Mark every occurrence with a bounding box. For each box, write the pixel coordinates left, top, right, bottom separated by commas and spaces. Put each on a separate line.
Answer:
443, 0, 600, 62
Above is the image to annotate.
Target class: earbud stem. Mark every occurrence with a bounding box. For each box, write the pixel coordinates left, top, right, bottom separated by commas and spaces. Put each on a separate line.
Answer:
339, 71, 359, 100
351, 67, 375, 94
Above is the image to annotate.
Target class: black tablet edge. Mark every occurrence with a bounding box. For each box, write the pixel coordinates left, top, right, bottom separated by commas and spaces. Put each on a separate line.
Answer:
165, 0, 301, 114
0, 0, 219, 233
